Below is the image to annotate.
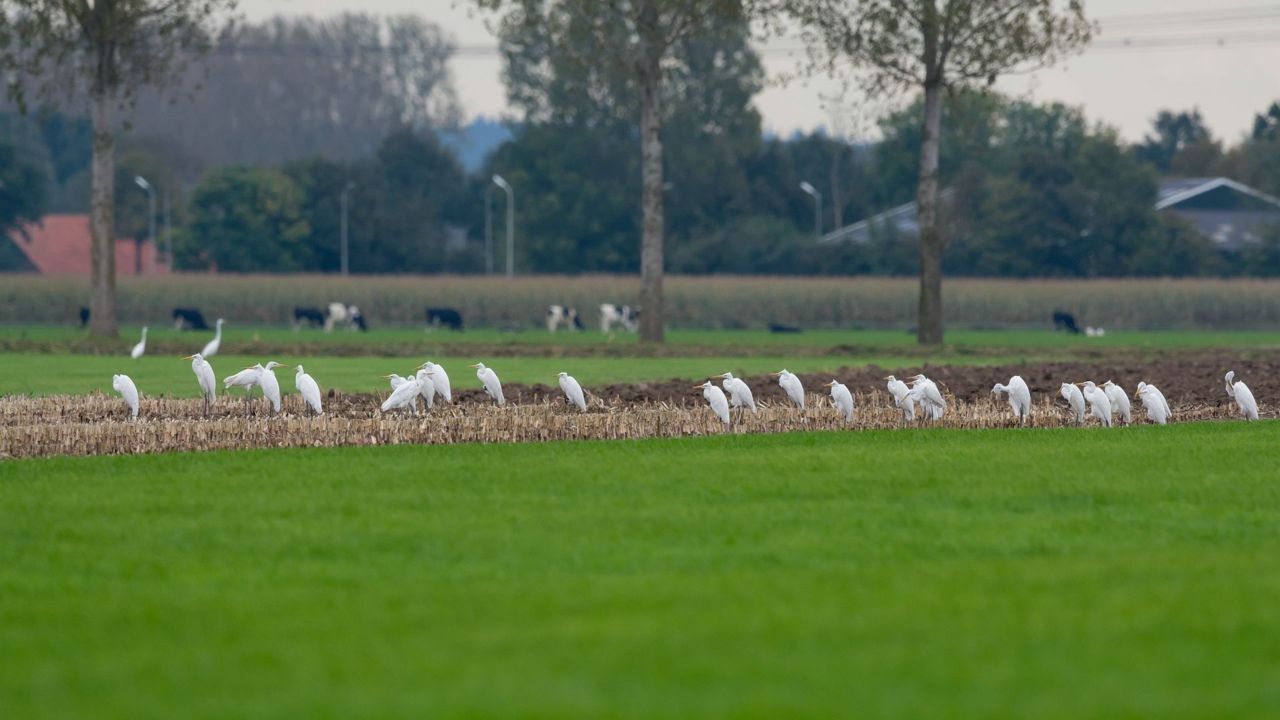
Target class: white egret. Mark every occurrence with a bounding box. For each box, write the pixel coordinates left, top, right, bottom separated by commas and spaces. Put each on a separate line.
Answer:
773, 369, 805, 409
185, 353, 217, 417
991, 375, 1031, 425
716, 372, 757, 413
386, 373, 407, 390
1102, 381, 1132, 425
1224, 371, 1259, 421
1078, 381, 1113, 427
130, 326, 147, 360
695, 381, 731, 425
472, 363, 505, 405
1134, 382, 1170, 425
1060, 382, 1086, 425
414, 367, 437, 410
885, 375, 915, 421
558, 372, 587, 411
422, 361, 451, 402
381, 375, 422, 416
224, 364, 262, 417
828, 380, 854, 422
294, 365, 323, 416
201, 318, 225, 358
908, 374, 946, 421
257, 361, 283, 415
112, 374, 139, 419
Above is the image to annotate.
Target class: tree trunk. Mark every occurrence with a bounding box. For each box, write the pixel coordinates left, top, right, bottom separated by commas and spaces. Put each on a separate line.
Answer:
88, 89, 118, 338
915, 80, 944, 346
638, 60, 665, 343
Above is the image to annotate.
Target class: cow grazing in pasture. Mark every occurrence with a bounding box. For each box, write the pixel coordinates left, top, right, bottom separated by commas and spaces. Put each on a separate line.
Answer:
79, 307, 90, 327
324, 303, 367, 332
172, 308, 209, 331
292, 307, 326, 331
1052, 310, 1081, 334
769, 323, 802, 334
599, 304, 639, 333
546, 305, 584, 333
426, 307, 464, 331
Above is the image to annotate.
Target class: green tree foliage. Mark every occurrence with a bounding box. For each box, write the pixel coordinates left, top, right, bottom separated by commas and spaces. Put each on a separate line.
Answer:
1136, 109, 1222, 176
179, 167, 312, 272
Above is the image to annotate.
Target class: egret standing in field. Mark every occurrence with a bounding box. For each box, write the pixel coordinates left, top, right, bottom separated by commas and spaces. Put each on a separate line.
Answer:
773, 369, 805, 410
257, 361, 283, 415
421, 361, 452, 402
991, 375, 1031, 425
224, 364, 262, 417
885, 375, 915, 421
201, 318, 225, 358
1134, 382, 1170, 425
1102, 380, 1132, 425
414, 366, 437, 410
1060, 382, 1086, 426
558, 371, 587, 411
472, 363, 505, 405
130, 326, 147, 360
112, 374, 139, 419
386, 373, 407, 390
381, 373, 422, 416
716, 372, 757, 414
1224, 370, 1259, 421
828, 380, 854, 422
695, 381, 731, 426
185, 353, 217, 417
294, 365, 323, 416
908, 374, 946, 421
1078, 381, 1113, 427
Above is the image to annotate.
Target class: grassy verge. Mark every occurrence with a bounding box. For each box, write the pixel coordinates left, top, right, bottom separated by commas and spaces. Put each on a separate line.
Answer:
2, 425, 1278, 718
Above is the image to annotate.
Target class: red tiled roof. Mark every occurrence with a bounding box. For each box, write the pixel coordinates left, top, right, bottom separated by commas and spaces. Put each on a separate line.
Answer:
6, 214, 169, 276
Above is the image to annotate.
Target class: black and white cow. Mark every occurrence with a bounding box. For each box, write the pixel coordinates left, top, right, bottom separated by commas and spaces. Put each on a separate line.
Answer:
546, 305, 585, 333
426, 307, 464, 331
172, 307, 209, 331
1052, 310, 1081, 334
599, 303, 639, 333
292, 307, 326, 331
324, 303, 367, 332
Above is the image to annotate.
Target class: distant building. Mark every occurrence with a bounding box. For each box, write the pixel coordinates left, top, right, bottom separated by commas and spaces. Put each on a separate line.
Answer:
4, 214, 168, 276
820, 178, 1280, 251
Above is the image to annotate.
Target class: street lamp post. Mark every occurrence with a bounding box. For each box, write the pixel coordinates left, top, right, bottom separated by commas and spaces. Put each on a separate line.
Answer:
134, 176, 156, 274
161, 188, 171, 268
340, 182, 354, 277
799, 181, 822, 239
484, 185, 494, 275
492, 174, 514, 277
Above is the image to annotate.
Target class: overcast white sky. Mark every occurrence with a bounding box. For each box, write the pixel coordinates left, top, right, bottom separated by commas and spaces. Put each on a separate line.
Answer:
243, 0, 1280, 143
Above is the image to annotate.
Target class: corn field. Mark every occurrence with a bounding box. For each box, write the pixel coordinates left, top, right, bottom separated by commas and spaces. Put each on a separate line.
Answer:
0, 391, 1261, 460
6, 273, 1280, 329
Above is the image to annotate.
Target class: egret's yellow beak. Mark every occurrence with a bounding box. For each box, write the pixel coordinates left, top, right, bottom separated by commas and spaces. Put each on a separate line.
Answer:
771, 371, 782, 376
469, 363, 481, 368
183, 354, 196, 360
381, 374, 395, 379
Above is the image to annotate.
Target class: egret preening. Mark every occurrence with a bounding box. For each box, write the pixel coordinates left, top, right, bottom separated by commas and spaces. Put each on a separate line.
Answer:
112, 374, 139, 419
422, 361, 451, 402
1134, 382, 1170, 425
1060, 382, 1085, 425
885, 375, 915, 421
717, 372, 757, 414
201, 318, 225, 358
381, 375, 422, 416
414, 367, 436, 410
695, 381, 731, 425
908, 374, 946, 421
130, 326, 147, 360
774, 369, 805, 409
828, 380, 854, 422
1102, 381, 1132, 425
185, 353, 216, 417
294, 365, 323, 416
257, 361, 283, 415
1224, 371, 1259, 421
1078, 381, 1113, 427
558, 372, 587, 411
472, 363, 505, 405
224, 364, 262, 417
991, 375, 1031, 425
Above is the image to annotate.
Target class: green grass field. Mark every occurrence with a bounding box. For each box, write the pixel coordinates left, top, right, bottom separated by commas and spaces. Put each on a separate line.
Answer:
2, 425, 1278, 718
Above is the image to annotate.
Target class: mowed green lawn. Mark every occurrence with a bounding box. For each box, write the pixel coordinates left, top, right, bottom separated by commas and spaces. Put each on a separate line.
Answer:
2, 424, 1278, 718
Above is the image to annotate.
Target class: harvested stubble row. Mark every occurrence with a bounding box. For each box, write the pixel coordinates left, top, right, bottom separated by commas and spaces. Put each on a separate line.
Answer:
0, 392, 1257, 460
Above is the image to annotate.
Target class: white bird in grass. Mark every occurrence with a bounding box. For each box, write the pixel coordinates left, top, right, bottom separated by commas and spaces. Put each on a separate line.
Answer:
185, 353, 216, 417
1134, 382, 1170, 425
421, 361, 451, 402
885, 375, 915, 421
381, 374, 422, 416
112, 374, 139, 419
558, 371, 587, 411
224, 364, 263, 417
695, 381, 731, 425
414, 367, 437, 410
472, 363, 505, 405
716, 372, 756, 413
256, 361, 283, 415
1060, 382, 1086, 425
1224, 370, 1259, 421
386, 373, 407, 390
130, 326, 147, 360
827, 380, 854, 422
773, 369, 805, 409
1078, 381, 1113, 427
908, 374, 946, 421
991, 375, 1031, 425
1102, 381, 1132, 425
201, 318, 225, 358
294, 365, 323, 415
